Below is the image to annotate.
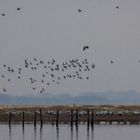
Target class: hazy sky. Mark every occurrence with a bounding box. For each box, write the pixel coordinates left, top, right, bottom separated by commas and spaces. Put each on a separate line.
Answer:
0, 0, 140, 96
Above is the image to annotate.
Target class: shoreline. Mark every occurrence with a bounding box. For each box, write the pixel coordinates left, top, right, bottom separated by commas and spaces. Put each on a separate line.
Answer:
0, 105, 140, 125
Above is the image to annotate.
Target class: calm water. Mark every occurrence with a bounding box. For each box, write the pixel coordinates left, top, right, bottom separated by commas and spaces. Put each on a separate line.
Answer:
0, 124, 140, 140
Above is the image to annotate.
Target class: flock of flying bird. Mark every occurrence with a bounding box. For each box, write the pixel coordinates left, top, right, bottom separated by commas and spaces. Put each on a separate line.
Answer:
1, 5, 120, 17
0, 5, 121, 93
0, 46, 95, 94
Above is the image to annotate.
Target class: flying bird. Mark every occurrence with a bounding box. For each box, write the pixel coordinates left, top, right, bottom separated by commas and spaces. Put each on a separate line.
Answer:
2, 13, 6, 16
83, 46, 89, 51
110, 60, 114, 64
78, 9, 82, 12
0, 56, 96, 94
2, 88, 7, 92
17, 8, 21, 11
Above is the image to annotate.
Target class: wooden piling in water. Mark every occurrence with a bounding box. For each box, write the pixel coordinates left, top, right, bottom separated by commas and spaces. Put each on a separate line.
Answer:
56, 110, 59, 126
91, 109, 94, 127
34, 111, 37, 126
76, 109, 78, 126
40, 109, 43, 126
87, 109, 90, 126
71, 109, 73, 126
22, 111, 25, 125
9, 112, 12, 125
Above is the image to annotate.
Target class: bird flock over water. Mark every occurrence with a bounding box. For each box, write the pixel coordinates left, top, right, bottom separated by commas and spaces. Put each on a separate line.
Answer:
0, 4, 122, 94
0, 47, 95, 94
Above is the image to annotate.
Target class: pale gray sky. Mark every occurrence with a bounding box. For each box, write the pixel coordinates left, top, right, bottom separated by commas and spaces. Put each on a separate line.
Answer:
0, 0, 140, 96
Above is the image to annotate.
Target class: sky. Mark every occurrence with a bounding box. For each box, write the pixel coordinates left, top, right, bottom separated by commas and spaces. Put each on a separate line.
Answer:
0, 0, 140, 96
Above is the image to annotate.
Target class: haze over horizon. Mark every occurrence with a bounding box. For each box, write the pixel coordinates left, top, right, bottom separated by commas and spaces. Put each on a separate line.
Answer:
0, 0, 140, 96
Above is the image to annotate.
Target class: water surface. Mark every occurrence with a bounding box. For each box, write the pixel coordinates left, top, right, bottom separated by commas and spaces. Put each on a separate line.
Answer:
0, 124, 140, 140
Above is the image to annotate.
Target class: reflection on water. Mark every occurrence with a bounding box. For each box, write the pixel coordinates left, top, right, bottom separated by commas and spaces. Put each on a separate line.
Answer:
34, 125, 37, 140
91, 126, 94, 140
22, 124, 25, 140
9, 124, 11, 140
40, 125, 43, 140
0, 124, 139, 140
56, 125, 59, 140
87, 125, 89, 140
71, 126, 73, 140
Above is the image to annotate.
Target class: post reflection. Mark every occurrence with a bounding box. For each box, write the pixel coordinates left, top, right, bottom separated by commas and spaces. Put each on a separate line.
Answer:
8, 123, 94, 140
87, 125, 89, 140
22, 124, 25, 140
76, 125, 78, 140
40, 124, 43, 140
56, 125, 59, 140
91, 125, 94, 140
9, 124, 11, 140
34, 124, 37, 140
71, 125, 73, 140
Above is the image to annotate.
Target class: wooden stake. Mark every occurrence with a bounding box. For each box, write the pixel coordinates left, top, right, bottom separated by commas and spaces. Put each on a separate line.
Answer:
71, 109, 73, 126
87, 109, 90, 126
40, 109, 43, 126
22, 111, 25, 126
56, 110, 59, 126
76, 109, 78, 126
91, 109, 94, 127
34, 111, 37, 126
9, 112, 12, 125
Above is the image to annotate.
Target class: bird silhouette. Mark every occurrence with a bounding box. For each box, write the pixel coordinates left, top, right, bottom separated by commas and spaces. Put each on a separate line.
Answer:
78, 9, 82, 12
3, 65, 6, 68
110, 60, 114, 64
83, 46, 89, 51
18, 76, 21, 79
2, 13, 6, 16
2, 88, 7, 92
17, 8, 21, 11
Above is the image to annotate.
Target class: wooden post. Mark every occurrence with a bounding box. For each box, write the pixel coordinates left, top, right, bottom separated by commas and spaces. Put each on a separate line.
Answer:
91, 109, 94, 127
34, 111, 37, 126
76, 109, 78, 126
40, 109, 43, 126
87, 109, 90, 126
56, 110, 59, 126
22, 111, 25, 126
9, 112, 12, 125
71, 109, 73, 126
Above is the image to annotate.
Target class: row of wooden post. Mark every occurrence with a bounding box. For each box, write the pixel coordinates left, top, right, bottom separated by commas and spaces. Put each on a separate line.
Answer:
9, 109, 95, 126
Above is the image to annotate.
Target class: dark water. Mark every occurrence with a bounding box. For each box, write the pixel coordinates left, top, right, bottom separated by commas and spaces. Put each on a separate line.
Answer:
0, 124, 140, 140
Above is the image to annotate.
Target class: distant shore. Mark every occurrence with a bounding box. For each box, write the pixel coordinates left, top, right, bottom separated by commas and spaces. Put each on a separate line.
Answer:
0, 105, 140, 125
0, 104, 140, 111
